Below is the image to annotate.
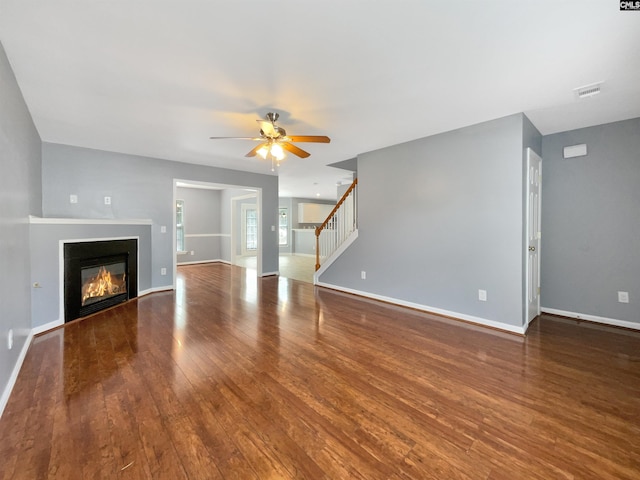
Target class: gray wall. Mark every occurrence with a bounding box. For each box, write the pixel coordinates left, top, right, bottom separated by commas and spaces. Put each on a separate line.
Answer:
541, 118, 640, 325
293, 230, 317, 255
319, 114, 530, 329
0, 41, 42, 410
290, 197, 336, 228
176, 187, 224, 264
41, 143, 279, 282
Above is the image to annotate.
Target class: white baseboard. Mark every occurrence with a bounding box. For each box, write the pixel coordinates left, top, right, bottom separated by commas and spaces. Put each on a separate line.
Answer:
177, 259, 229, 266
315, 281, 526, 335
138, 285, 173, 296
542, 308, 640, 331
0, 329, 34, 418
261, 271, 279, 277
32, 319, 63, 336
30, 288, 172, 336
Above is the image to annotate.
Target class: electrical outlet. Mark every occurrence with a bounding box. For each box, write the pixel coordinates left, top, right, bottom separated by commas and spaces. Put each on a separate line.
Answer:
190, 251, 195, 256
69, 194, 78, 204
361, 271, 366, 280
160, 226, 167, 233
104, 196, 111, 205
618, 291, 629, 303
478, 289, 487, 301
7, 329, 13, 350
161, 268, 167, 275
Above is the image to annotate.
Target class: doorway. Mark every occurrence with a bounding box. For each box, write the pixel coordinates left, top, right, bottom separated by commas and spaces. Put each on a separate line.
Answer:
241, 203, 258, 256
230, 192, 259, 270
525, 148, 542, 327
172, 180, 262, 282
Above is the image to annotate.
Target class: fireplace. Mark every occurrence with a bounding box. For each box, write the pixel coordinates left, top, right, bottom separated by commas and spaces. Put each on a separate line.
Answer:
64, 239, 138, 322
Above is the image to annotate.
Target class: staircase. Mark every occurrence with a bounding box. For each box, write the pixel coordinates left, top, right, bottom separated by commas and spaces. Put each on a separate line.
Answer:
314, 179, 358, 281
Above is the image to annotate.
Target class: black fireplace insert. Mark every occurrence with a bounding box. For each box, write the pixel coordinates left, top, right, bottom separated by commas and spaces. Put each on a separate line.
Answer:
64, 239, 138, 322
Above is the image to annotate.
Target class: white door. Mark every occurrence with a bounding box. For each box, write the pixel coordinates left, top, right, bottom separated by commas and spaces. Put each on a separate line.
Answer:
525, 148, 542, 326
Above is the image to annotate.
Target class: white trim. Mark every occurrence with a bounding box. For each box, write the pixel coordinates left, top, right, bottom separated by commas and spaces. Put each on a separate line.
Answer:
0, 330, 34, 418
30, 286, 174, 339
231, 193, 259, 201
139, 285, 174, 296
29, 216, 151, 225
229, 192, 263, 276
260, 271, 279, 277
525, 148, 542, 327
32, 319, 63, 336
176, 259, 230, 266
314, 230, 358, 281
315, 281, 526, 335
241, 203, 258, 256
184, 233, 231, 238
542, 308, 640, 331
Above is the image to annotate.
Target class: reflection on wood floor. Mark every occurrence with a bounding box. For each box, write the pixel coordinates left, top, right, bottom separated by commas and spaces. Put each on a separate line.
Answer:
235, 254, 316, 283
1, 263, 639, 479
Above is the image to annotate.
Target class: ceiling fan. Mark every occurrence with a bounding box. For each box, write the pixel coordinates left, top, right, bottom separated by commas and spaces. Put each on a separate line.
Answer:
210, 112, 330, 170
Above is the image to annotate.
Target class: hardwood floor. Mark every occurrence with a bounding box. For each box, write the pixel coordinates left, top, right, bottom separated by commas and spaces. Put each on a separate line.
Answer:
234, 254, 316, 283
1, 263, 639, 479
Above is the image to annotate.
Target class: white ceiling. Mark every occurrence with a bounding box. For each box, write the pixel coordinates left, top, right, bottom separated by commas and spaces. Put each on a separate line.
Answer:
1, 1, 639, 200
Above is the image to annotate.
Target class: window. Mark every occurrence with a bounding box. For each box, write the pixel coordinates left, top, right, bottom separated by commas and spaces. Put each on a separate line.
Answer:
245, 208, 258, 251
176, 199, 185, 252
279, 208, 288, 246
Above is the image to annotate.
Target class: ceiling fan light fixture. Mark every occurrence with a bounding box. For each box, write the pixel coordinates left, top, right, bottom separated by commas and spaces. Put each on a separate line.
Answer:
257, 145, 269, 159
271, 143, 285, 161
210, 111, 329, 164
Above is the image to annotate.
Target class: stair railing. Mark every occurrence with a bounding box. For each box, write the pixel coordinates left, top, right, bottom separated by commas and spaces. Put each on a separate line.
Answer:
315, 178, 358, 271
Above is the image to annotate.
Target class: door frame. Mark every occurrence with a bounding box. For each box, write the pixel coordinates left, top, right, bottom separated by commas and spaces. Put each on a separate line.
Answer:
240, 202, 258, 257
525, 148, 542, 328
230, 192, 259, 267
172, 180, 262, 283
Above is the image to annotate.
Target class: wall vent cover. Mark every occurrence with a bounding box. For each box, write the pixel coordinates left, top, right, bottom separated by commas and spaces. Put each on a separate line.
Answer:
574, 82, 603, 99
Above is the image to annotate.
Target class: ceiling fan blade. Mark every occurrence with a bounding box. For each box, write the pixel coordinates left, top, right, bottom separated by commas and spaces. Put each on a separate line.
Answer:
257, 120, 277, 137
287, 135, 331, 144
209, 136, 262, 141
245, 143, 268, 157
281, 142, 311, 158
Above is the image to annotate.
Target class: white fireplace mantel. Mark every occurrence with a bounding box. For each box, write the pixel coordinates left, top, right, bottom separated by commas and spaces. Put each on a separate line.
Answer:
29, 216, 152, 225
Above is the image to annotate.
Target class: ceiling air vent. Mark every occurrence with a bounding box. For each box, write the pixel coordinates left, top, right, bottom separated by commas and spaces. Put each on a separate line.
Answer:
574, 82, 603, 99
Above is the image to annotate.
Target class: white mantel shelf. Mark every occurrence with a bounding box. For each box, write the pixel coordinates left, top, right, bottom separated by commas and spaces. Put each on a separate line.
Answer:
29, 216, 153, 225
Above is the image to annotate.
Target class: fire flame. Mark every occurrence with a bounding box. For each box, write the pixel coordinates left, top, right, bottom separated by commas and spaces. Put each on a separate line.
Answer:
82, 266, 126, 305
